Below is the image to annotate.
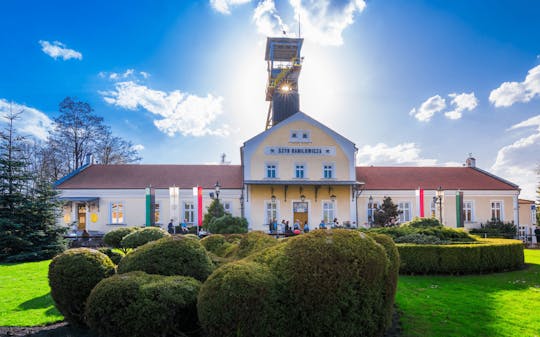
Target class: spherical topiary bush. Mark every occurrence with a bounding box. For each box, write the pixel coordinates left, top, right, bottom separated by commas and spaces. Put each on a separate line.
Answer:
103, 227, 138, 253
118, 236, 214, 281
258, 229, 392, 337
48, 248, 116, 326
120, 227, 170, 249
85, 271, 201, 337
197, 261, 279, 337
200, 234, 231, 256
235, 231, 278, 259
97, 247, 125, 265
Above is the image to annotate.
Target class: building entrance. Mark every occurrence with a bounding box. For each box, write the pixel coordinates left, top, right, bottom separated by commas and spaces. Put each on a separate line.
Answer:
77, 204, 87, 230
293, 202, 308, 230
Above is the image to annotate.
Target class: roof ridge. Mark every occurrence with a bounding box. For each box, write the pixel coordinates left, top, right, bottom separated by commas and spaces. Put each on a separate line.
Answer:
469, 167, 519, 189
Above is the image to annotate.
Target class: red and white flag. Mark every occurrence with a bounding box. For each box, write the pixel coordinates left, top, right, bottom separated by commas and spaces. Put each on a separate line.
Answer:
415, 188, 425, 217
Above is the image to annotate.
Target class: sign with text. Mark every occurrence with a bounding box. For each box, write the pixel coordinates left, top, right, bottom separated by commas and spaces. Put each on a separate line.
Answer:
264, 146, 336, 156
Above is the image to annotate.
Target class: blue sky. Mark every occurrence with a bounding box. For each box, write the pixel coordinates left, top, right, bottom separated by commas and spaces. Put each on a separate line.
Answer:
0, 0, 539, 199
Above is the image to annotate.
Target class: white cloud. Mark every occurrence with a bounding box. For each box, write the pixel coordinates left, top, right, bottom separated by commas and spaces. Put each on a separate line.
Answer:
491, 114, 540, 200
0, 99, 53, 140
38, 40, 82, 60
100, 69, 148, 81
253, 0, 288, 36
132, 144, 145, 151
444, 92, 478, 120
101, 81, 229, 137
410, 95, 446, 122
289, 0, 366, 46
357, 142, 438, 166
489, 65, 540, 107
210, 0, 251, 14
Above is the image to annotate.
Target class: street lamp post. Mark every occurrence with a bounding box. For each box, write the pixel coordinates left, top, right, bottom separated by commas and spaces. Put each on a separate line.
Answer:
368, 195, 373, 226
214, 181, 221, 217
433, 186, 443, 225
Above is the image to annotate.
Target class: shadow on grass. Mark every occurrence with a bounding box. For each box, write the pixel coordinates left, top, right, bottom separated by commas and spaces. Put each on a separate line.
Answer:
17, 293, 61, 317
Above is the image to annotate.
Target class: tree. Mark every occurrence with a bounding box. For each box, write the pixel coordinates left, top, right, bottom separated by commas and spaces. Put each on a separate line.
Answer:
0, 108, 66, 261
94, 129, 141, 165
372, 196, 402, 227
203, 199, 225, 228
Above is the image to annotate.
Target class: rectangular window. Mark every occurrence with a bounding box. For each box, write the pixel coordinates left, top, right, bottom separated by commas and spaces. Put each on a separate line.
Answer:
223, 201, 232, 214
183, 202, 195, 224
265, 201, 278, 224
154, 203, 161, 224
323, 164, 334, 179
322, 201, 336, 224
463, 201, 473, 222
367, 201, 379, 224
266, 164, 277, 178
295, 164, 305, 178
290, 129, 311, 142
398, 202, 411, 223
111, 202, 124, 224
491, 201, 502, 221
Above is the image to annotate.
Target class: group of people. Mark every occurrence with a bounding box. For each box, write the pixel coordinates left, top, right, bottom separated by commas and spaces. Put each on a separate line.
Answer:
268, 217, 340, 235
167, 219, 189, 234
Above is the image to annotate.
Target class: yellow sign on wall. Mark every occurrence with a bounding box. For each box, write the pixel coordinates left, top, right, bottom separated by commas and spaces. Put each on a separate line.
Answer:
90, 213, 98, 223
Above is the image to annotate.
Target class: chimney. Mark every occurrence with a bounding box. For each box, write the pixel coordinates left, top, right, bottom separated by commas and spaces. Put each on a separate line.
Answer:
465, 153, 476, 168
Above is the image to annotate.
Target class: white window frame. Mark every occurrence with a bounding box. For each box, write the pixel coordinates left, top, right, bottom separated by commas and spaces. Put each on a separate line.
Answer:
265, 162, 278, 179
398, 202, 411, 223
265, 200, 279, 225
322, 163, 335, 179
322, 200, 337, 224
295, 163, 306, 179
110, 201, 125, 224
183, 201, 195, 225
463, 200, 474, 222
290, 129, 311, 143
490, 201, 503, 221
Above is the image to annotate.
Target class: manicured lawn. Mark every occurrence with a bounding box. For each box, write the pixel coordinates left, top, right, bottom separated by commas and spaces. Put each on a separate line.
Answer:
396, 249, 540, 337
1, 250, 539, 335
0, 260, 62, 326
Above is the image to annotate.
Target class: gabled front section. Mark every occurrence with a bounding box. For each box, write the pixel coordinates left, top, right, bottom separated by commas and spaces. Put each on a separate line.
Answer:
242, 111, 360, 231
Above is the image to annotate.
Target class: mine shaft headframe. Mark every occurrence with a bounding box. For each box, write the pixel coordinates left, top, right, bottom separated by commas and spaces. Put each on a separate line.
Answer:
264, 37, 304, 102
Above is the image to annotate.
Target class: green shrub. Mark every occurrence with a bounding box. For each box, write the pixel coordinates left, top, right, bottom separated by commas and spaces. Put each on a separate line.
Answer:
207, 214, 248, 234
470, 219, 517, 239
255, 229, 395, 337
394, 233, 443, 244
198, 261, 279, 337
235, 231, 277, 259
402, 217, 442, 228
85, 271, 201, 337
200, 234, 233, 257
369, 225, 475, 244
48, 248, 116, 326
97, 247, 125, 265
398, 238, 525, 274
103, 227, 138, 253
120, 227, 170, 249
118, 236, 214, 281
224, 233, 243, 243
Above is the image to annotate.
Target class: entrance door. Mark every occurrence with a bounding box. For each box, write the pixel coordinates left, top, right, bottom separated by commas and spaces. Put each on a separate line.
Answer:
77, 204, 87, 231
293, 202, 308, 230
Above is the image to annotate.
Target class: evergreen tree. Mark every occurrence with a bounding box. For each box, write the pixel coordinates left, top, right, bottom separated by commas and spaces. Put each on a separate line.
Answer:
373, 196, 402, 227
0, 108, 66, 261
203, 199, 225, 228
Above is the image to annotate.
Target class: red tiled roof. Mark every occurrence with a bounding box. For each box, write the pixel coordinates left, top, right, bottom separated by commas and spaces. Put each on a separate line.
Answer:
56, 165, 243, 189
356, 166, 518, 191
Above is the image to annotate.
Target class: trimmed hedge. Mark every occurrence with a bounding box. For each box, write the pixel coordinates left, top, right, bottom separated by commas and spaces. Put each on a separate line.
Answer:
235, 231, 278, 259
397, 238, 525, 274
368, 225, 475, 244
97, 247, 125, 265
120, 227, 170, 249
251, 229, 397, 337
48, 248, 116, 326
85, 271, 201, 337
118, 236, 214, 281
103, 227, 138, 253
200, 234, 232, 256
198, 261, 279, 337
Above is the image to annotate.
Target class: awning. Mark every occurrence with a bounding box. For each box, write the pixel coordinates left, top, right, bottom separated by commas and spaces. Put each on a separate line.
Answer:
58, 197, 99, 203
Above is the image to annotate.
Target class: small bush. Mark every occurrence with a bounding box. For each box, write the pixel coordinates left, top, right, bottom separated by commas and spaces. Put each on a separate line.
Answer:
48, 248, 116, 326
198, 261, 279, 337
86, 271, 201, 337
207, 214, 248, 234
200, 234, 232, 257
402, 217, 442, 228
235, 231, 277, 259
398, 238, 525, 274
369, 225, 475, 244
394, 233, 443, 244
118, 236, 214, 281
470, 219, 517, 239
97, 247, 125, 265
120, 227, 170, 249
224, 233, 243, 243
103, 227, 138, 253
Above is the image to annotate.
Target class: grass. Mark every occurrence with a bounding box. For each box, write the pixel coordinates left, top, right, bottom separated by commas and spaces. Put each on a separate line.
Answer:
396, 249, 540, 337
0, 250, 539, 336
0, 260, 62, 326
